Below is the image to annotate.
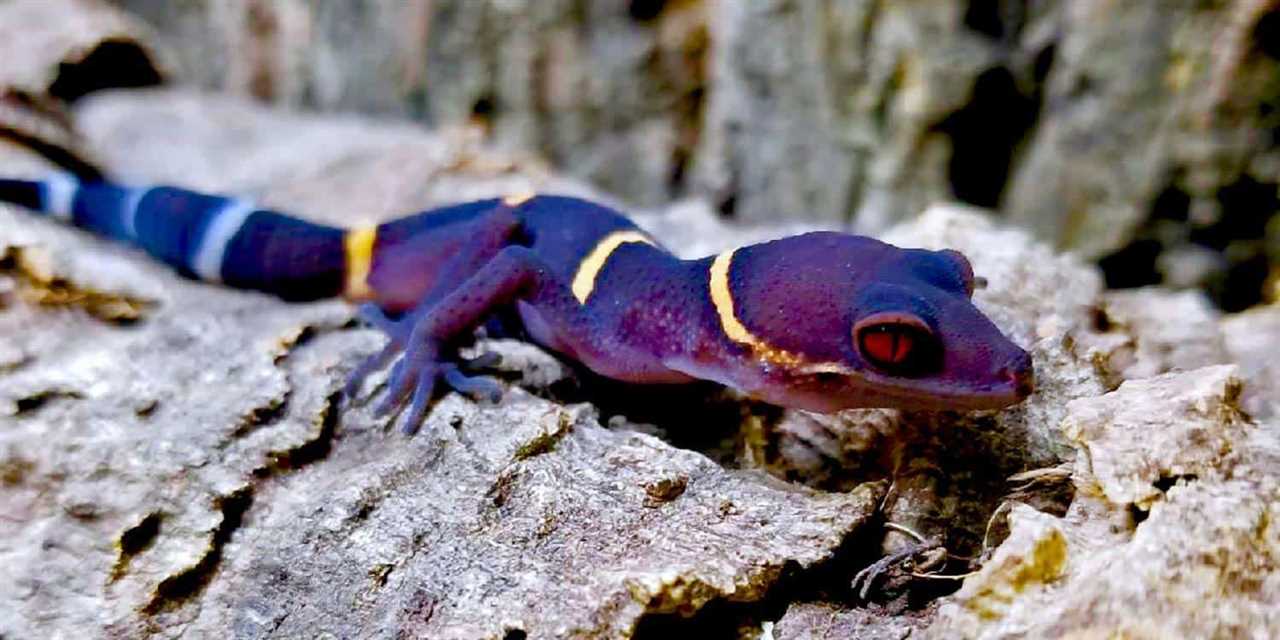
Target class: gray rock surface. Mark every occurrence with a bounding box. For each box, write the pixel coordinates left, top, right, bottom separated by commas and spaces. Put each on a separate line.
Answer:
928, 366, 1280, 639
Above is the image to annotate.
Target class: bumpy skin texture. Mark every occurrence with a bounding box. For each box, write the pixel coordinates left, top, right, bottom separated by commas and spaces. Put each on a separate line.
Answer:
0, 176, 1033, 431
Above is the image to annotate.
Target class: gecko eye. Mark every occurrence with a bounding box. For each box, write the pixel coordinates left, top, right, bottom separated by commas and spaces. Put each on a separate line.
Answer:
854, 313, 936, 375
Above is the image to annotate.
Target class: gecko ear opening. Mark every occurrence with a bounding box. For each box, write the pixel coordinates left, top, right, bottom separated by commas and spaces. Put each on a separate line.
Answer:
853, 312, 938, 376
937, 249, 977, 296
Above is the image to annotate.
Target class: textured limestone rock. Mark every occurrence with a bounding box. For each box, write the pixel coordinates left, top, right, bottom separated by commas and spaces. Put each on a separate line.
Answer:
1006, 0, 1280, 260
0, 0, 165, 179
693, 0, 999, 227
0, 0, 163, 97
1221, 304, 1280, 420
1095, 288, 1232, 386
114, 0, 709, 209
928, 366, 1280, 639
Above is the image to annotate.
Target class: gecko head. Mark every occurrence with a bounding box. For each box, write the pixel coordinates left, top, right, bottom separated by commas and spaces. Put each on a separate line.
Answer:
724, 237, 1034, 413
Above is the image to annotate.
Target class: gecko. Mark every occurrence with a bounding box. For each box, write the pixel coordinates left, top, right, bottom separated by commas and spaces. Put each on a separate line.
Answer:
0, 174, 1033, 432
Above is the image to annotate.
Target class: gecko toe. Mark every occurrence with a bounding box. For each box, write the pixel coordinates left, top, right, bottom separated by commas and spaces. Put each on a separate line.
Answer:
342, 342, 401, 403
442, 365, 504, 403
375, 359, 416, 416
399, 373, 438, 435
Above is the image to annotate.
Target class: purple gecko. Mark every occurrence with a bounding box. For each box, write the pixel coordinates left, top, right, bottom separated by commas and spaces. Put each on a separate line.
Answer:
0, 175, 1033, 432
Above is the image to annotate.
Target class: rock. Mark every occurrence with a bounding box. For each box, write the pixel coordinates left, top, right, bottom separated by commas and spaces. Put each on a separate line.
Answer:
2, 56, 1277, 640
928, 366, 1280, 639
770, 602, 925, 639
0, 0, 163, 99
1221, 305, 1280, 420
1094, 288, 1232, 386
0, 0, 165, 180
113, 0, 709, 209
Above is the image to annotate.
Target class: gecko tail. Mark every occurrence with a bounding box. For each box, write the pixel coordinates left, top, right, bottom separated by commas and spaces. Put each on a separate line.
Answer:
0, 175, 77, 219
0, 173, 351, 300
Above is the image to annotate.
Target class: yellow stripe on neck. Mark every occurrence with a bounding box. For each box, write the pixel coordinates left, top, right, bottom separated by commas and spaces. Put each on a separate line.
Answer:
708, 248, 853, 373
343, 226, 377, 300
571, 230, 654, 304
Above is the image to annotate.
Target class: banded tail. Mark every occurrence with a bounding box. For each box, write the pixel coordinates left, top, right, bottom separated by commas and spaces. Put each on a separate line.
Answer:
0, 175, 367, 301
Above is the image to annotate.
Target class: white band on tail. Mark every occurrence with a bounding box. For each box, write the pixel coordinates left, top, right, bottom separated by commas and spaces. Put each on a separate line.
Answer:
190, 199, 256, 281
41, 173, 78, 221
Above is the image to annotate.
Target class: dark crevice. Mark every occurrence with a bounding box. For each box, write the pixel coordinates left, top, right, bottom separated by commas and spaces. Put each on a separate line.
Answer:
111, 512, 164, 582
253, 392, 340, 478
1129, 503, 1149, 526
48, 40, 164, 104
628, 0, 668, 22
14, 389, 83, 415
144, 487, 253, 614
939, 67, 1040, 209
1254, 9, 1280, 61
1103, 173, 1278, 311
230, 392, 290, 440
964, 0, 1005, 39
1150, 182, 1192, 222
502, 629, 528, 640
471, 95, 497, 121
1032, 44, 1056, 85
1154, 473, 1197, 494
1098, 239, 1164, 290
0, 124, 104, 182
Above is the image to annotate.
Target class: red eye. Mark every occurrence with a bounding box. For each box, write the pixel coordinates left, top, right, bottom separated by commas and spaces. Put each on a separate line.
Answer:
854, 313, 936, 374
860, 326, 914, 365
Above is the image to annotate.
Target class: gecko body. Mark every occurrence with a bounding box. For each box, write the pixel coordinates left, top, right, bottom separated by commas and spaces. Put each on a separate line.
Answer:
0, 175, 1033, 431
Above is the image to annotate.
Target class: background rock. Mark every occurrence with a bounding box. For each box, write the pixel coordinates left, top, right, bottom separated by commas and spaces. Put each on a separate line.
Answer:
112, 0, 1280, 310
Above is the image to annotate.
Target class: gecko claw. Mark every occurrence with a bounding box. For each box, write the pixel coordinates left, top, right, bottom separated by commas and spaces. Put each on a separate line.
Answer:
400, 372, 438, 435
341, 341, 402, 403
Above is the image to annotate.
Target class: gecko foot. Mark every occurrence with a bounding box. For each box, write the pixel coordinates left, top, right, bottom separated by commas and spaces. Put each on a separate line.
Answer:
851, 537, 946, 601
373, 340, 506, 435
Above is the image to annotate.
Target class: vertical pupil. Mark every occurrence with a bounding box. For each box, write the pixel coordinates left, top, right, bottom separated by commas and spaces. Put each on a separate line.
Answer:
862, 325, 915, 366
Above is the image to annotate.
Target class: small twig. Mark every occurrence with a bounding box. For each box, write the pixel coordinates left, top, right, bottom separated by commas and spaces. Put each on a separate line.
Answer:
910, 569, 980, 580
981, 501, 1013, 559
884, 521, 928, 544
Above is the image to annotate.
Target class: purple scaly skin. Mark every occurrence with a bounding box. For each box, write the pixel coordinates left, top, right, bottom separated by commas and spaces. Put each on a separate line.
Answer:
0, 177, 1033, 433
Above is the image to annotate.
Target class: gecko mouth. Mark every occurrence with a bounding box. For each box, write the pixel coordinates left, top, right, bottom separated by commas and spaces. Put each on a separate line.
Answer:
849, 356, 1034, 411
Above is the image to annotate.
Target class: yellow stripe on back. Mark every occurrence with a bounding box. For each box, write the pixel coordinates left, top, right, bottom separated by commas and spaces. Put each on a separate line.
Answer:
571, 230, 654, 304
343, 226, 377, 300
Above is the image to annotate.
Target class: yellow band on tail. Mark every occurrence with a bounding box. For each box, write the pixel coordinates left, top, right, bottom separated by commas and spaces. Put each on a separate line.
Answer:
344, 227, 377, 300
